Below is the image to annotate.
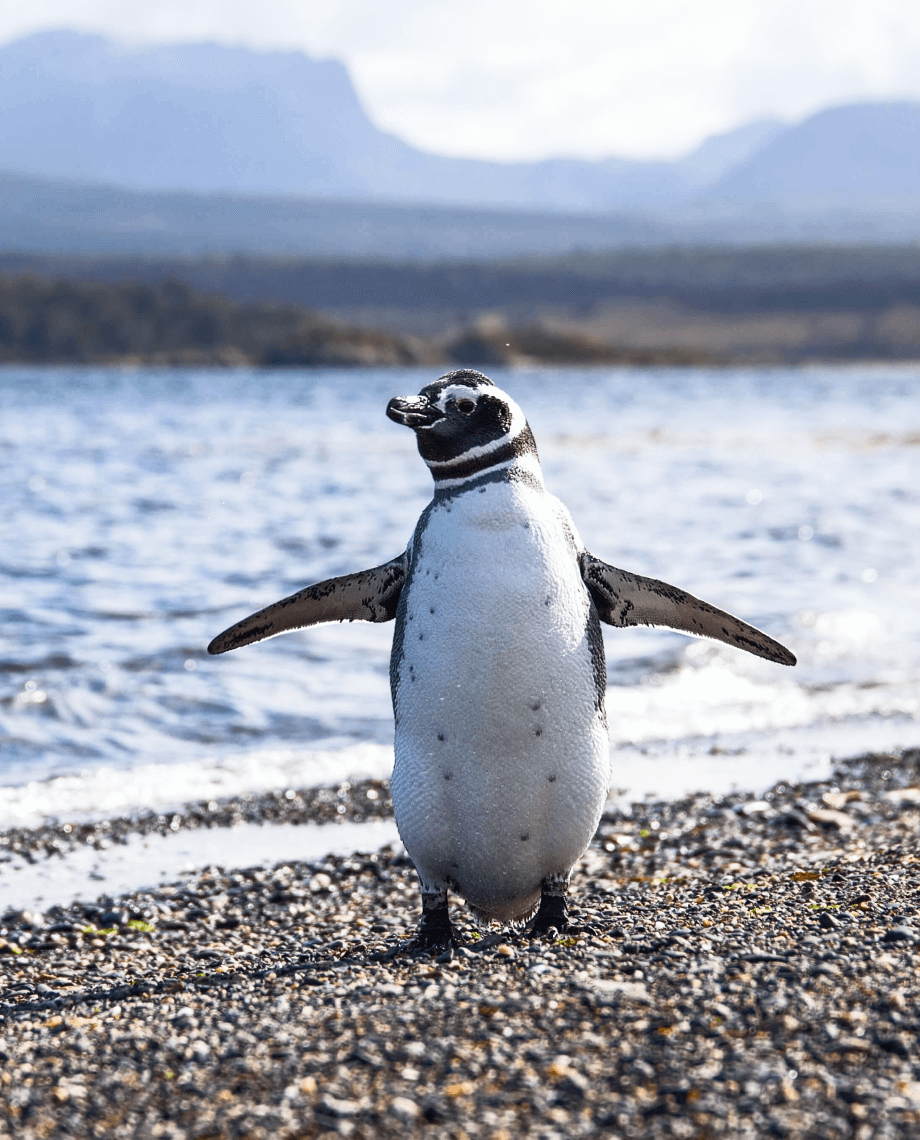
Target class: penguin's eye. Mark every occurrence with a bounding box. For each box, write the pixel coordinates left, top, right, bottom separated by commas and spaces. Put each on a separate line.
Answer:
455, 398, 476, 415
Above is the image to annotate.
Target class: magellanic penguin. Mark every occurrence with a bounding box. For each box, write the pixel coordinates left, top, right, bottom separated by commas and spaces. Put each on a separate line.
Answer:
208, 370, 795, 951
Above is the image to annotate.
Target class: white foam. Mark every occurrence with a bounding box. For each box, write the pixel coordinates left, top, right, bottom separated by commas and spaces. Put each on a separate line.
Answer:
606, 660, 919, 744
0, 743, 394, 830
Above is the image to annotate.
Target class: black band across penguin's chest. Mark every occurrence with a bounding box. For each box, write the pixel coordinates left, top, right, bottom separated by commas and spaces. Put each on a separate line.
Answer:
427, 425, 538, 484
428, 436, 522, 482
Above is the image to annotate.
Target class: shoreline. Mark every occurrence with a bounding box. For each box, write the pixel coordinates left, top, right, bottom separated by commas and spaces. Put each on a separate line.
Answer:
2, 748, 919, 1137
0, 777, 395, 865
2, 747, 916, 873
4, 349, 920, 369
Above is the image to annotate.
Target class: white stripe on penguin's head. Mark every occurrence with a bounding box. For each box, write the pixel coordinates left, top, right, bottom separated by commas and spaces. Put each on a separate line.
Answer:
425, 385, 528, 469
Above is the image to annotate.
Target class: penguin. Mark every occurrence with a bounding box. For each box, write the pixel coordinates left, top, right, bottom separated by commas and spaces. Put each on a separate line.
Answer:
208, 369, 795, 951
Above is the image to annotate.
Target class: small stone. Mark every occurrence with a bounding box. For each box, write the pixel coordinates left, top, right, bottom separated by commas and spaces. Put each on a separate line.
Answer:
558, 1069, 589, 1099
885, 787, 920, 804
590, 979, 651, 1003
812, 963, 839, 978
823, 790, 863, 809
818, 912, 839, 930
317, 1095, 359, 1118
390, 1096, 420, 1121
547, 1054, 573, 1078
806, 807, 856, 831
741, 801, 772, 816
882, 927, 916, 943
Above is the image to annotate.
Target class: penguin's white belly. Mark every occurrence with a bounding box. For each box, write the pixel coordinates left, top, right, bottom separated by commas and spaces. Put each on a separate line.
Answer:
390, 485, 610, 922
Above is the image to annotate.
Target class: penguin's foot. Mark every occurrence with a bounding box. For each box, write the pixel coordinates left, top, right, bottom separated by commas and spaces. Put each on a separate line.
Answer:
386, 890, 459, 958
527, 875, 571, 938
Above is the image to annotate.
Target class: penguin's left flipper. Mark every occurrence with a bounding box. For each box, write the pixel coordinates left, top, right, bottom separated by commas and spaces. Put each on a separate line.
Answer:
579, 552, 796, 667
207, 552, 408, 655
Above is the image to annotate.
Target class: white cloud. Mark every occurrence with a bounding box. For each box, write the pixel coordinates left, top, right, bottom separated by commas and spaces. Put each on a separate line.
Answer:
1, 0, 920, 160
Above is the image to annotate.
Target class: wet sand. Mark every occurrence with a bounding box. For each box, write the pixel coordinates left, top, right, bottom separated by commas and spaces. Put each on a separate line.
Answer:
2, 749, 919, 1138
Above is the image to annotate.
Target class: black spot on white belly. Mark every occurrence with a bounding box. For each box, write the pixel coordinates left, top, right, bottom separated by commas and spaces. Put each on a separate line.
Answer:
534, 727, 542, 737
444, 772, 453, 781
531, 701, 541, 711
419, 633, 424, 640
548, 774, 557, 783
437, 733, 445, 741
520, 833, 529, 842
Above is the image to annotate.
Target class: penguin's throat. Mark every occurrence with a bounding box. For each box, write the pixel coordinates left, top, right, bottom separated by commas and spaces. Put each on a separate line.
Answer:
421, 427, 541, 488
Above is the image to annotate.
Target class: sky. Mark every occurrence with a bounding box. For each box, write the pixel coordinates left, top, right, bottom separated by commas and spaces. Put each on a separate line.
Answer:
2, 0, 920, 162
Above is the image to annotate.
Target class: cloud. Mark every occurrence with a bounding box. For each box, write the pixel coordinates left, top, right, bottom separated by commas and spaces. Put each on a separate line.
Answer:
2, 0, 920, 160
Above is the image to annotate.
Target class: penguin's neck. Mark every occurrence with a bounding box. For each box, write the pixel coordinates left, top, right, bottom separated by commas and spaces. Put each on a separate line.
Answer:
424, 425, 544, 495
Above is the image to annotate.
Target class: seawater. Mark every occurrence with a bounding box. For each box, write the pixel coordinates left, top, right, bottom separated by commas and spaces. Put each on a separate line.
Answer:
1, 363, 918, 827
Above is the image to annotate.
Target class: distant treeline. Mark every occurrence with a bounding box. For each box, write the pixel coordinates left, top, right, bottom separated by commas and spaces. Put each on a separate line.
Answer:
2, 245, 920, 318
0, 274, 434, 366
3, 243, 920, 366
0, 272, 701, 367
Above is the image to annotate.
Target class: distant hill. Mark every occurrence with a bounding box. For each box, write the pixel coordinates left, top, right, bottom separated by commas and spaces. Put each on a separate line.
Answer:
0, 171, 675, 259
678, 120, 786, 190
706, 103, 920, 206
2, 29, 920, 253
3, 166, 920, 261
0, 30, 776, 212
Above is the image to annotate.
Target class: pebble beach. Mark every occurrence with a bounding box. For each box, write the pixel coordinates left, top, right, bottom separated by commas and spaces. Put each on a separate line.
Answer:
2, 748, 919, 1139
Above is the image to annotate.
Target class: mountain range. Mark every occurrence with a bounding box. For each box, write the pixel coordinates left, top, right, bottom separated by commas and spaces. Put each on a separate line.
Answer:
3, 29, 920, 214
1, 29, 920, 259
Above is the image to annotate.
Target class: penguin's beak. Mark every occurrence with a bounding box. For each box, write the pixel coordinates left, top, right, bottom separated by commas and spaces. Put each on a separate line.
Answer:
386, 395, 443, 429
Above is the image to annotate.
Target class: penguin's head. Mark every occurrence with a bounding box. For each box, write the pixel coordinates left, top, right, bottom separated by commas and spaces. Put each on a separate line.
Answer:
387, 370, 539, 481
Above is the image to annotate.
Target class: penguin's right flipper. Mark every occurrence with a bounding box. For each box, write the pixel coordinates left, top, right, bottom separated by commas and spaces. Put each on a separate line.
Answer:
579, 552, 796, 666
207, 552, 408, 655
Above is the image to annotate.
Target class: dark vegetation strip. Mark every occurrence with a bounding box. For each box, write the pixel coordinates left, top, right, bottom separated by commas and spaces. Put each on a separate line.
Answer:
3, 244, 920, 314
0, 274, 435, 367
0, 272, 710, 367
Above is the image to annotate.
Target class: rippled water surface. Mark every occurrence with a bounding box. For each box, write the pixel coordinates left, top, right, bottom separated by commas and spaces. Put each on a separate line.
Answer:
2, 363, 918, 825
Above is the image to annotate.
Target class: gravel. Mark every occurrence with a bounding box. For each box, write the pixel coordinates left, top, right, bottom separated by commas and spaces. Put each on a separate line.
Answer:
2, 748, 919, 1138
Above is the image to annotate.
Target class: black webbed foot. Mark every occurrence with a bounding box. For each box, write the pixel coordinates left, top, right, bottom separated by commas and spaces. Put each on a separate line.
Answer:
386, 889, 459, 958
527, 874, 571, 938
528, 893, 569, 937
